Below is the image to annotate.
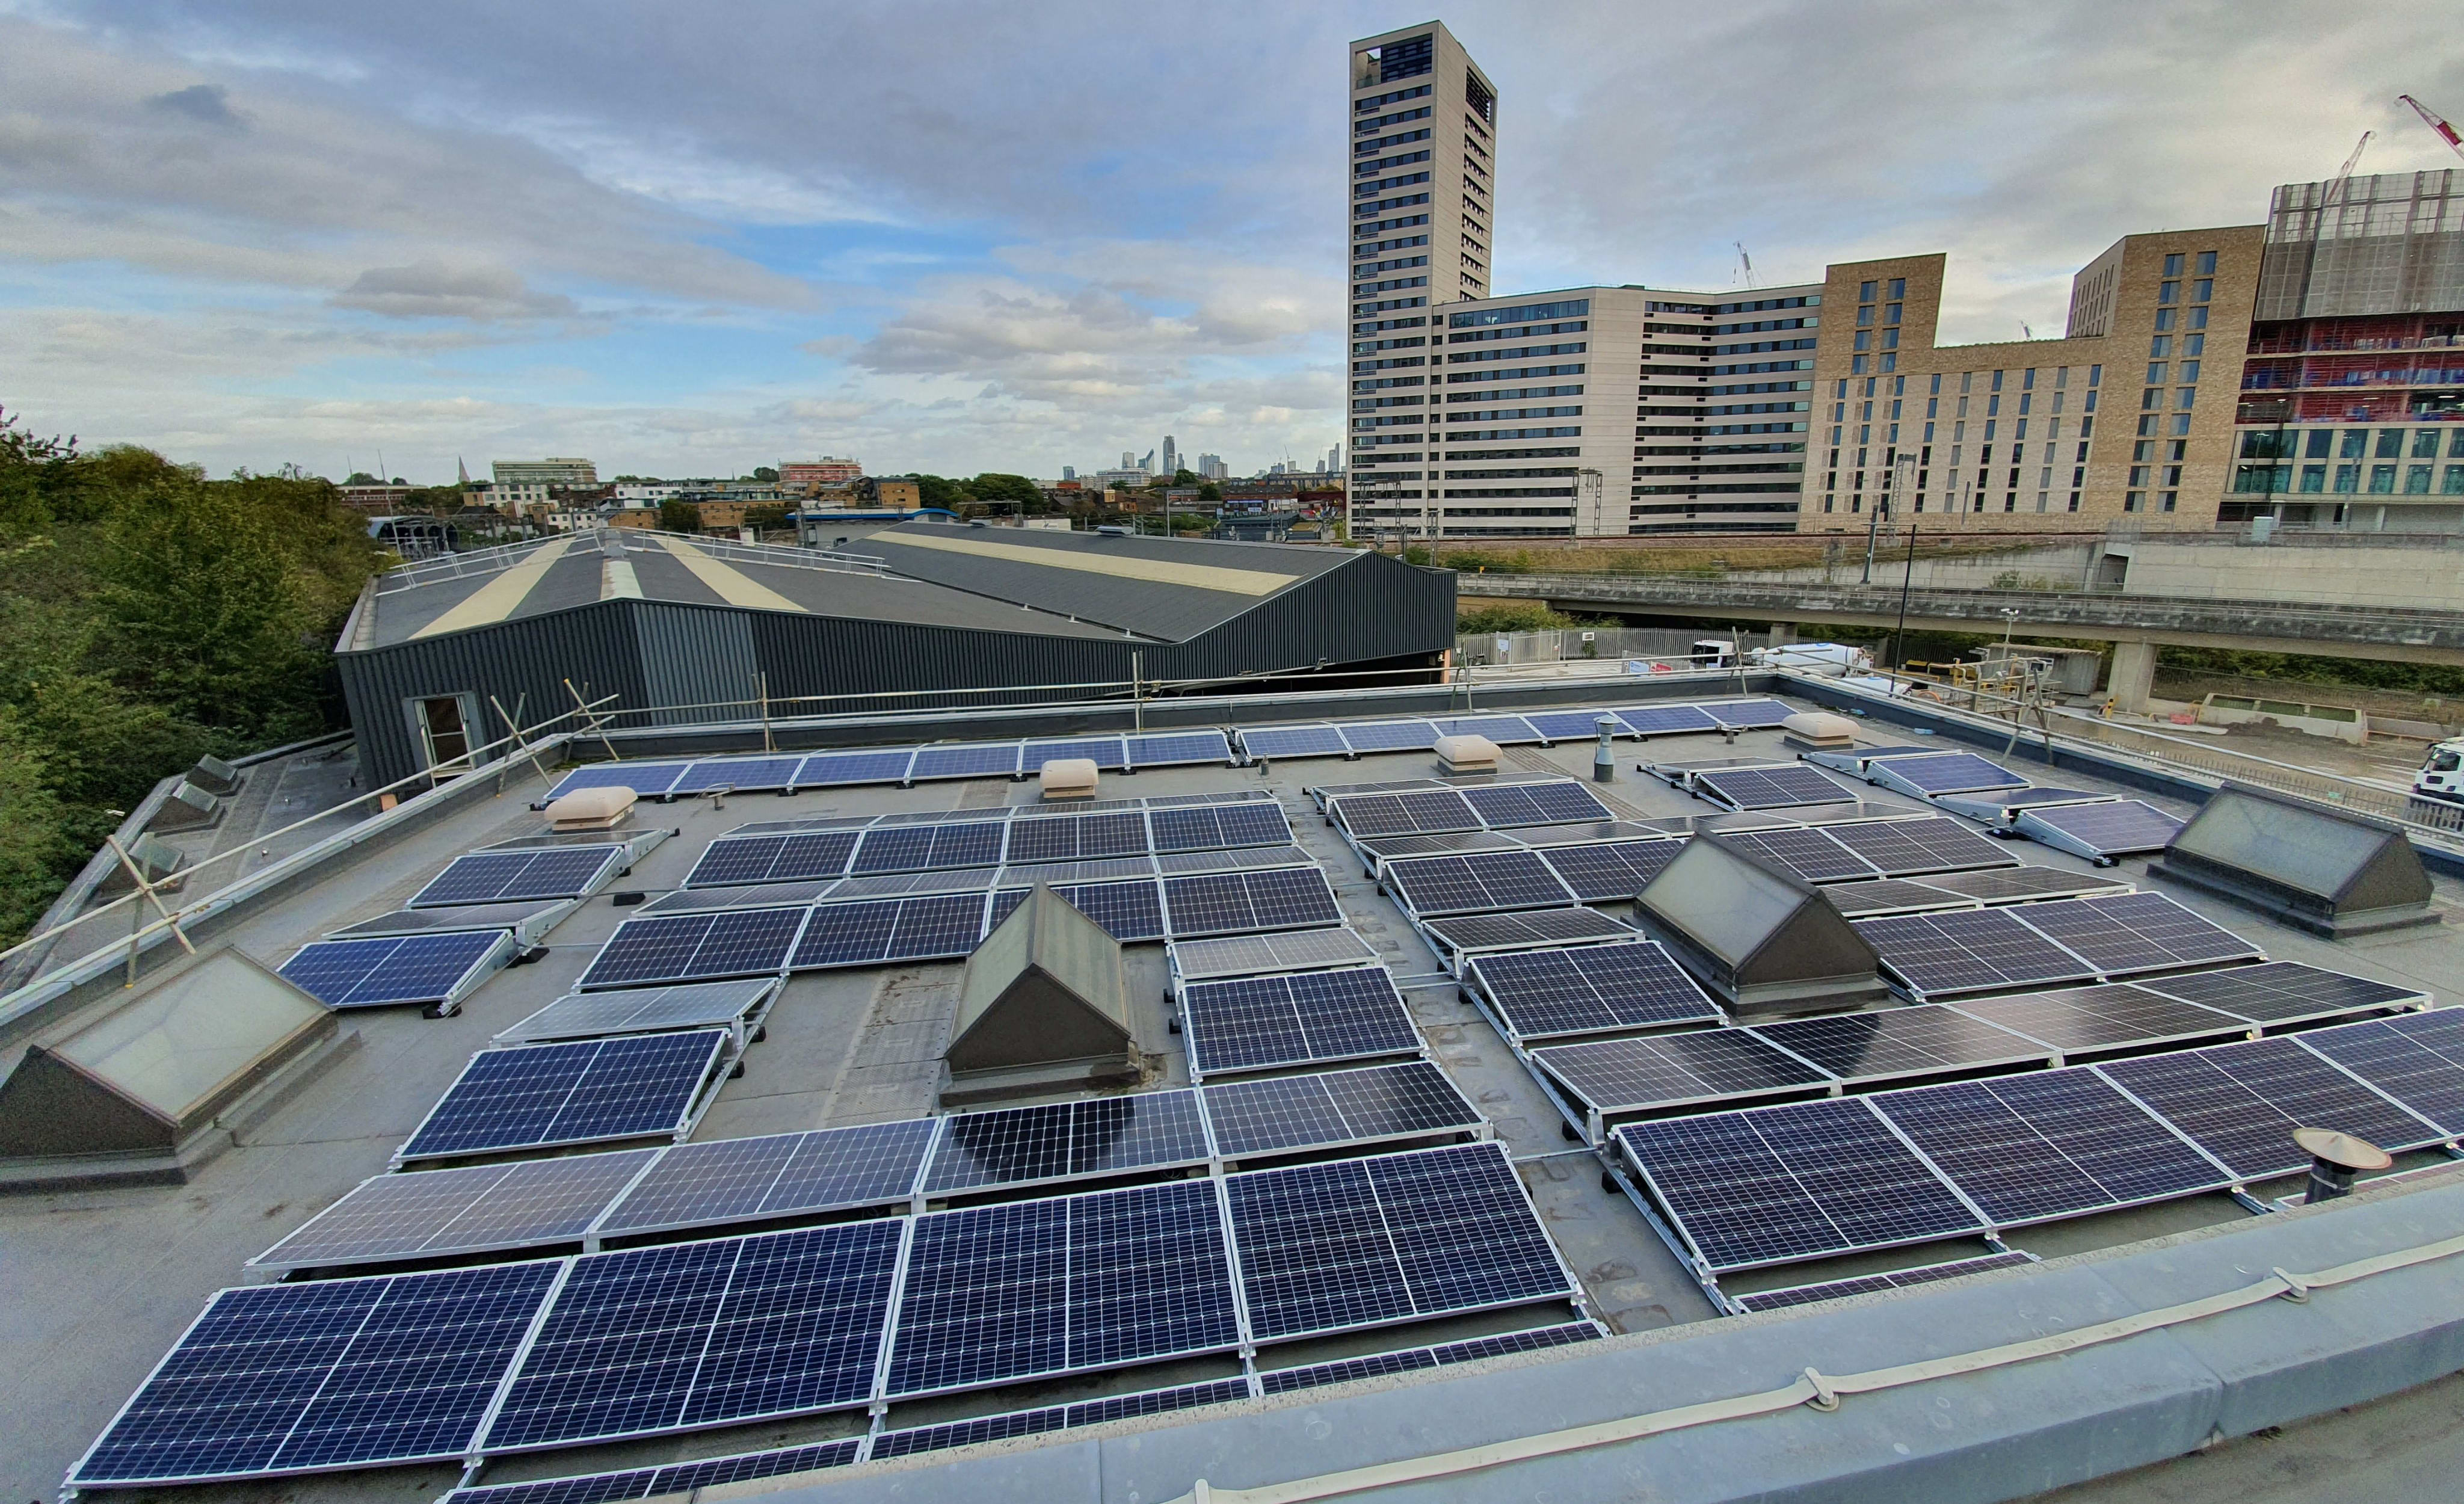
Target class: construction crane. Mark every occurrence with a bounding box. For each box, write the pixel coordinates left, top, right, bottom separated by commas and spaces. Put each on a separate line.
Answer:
2324, 130, 2373, 209
2398, 94, 2464, 161
1734, 242, 1757, 289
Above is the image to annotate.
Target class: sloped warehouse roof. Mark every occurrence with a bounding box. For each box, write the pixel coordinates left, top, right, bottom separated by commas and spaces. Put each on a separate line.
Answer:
333, 526, 1453, 787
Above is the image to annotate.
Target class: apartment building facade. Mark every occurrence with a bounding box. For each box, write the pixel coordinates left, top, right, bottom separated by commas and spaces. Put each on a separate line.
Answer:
2228, 170, 2464, 532
1796, 226, 2264, 533
1349, 283, 1823, 539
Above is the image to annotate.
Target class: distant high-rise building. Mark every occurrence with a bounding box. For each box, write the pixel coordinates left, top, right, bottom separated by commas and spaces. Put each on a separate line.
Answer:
1197, 452, 1227, 481
1347, 22, 1498, 503
1162, 435, 1179, 476
1140, 449, 1156, 472
1062, 465, 1077, 482
1121, 451, 1136, 469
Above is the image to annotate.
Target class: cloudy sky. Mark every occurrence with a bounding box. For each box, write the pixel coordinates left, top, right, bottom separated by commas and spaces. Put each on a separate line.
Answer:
3, 1, 2459, 482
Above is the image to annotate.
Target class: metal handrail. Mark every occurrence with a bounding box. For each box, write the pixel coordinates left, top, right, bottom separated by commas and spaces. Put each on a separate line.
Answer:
375, 534, 563, 593
618, 529, 889, 576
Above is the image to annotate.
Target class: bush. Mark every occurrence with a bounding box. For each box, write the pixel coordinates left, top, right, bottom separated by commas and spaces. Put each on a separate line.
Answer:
1457, 601, 1578, 634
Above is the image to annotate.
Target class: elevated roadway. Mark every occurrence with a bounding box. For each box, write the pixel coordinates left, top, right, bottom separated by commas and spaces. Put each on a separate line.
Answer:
1459, 572, 2464, 707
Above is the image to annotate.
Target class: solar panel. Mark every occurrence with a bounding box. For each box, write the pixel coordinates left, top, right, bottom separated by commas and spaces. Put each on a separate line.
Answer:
2015, 800, 2185, 860
1701, 698, 1794, 729
1384, 849, 1574, 916
1945, 984, 2253, 1055
1150, 800, 1294, 851
330, 899, 570, 939
251, 1150, 661, 1271
1915, 866, 2133, 904
2296, 1014, 2464, 1136
641, 880, 838, 916
579, 907, 807, 988
1855, 907, 2102, 999
1693, 764, 1857, 811
793, 748, 916, 786
1005, 810, 1150, 864
1161, 866, 1343, 937
1745, 1006, 2049, 1083
908, 742, 1023, 780
412, 846, 623, 907
921, 1091, 1211, 1194
1511, 818, 1667, 847
277, 931, 507, 1009
2098, 1037, 2444, 1180
1536, 838, 1685, 901
494, 978, 775, 1044
1720, 826, 1878, 883
1729, 1250, 2039, 1312
2004, 892, 2263, 977
1333, 789, 1483, 839
1461, 780, 1615, 827
1036, 878, 1163, 940
595, 1119, 940, 1237
1429, 714, 1544, 744
1259, 1322, 1602, 1393
1422, 906, 1634, 964
2132, 960, 2423, 1025
1178, 966, 1420, 1076
547, 762, 689, 800
1171, 926, 1381, 981
1870, 751, 2030, 797
1227, 1143, 1571, 1341
685, 829, 860, 886
1338, 719, 1440, 753
1819, 815, 2020, 878
1470, 941, 1723, 1041
1615, 1097, 1988, 1272
670, 756, 804, 794
886, 1178, 1237, 1398
1023, 736, 1130, 771
1240, 724, 1349, 760
849, 819, 1006, 874
1822, 878, 1976, 917
1201, 1061, 1482, 1157
399, 1030, 728, 1160
1615, 703, 1721, 736
1126, 729, 1234, 767
790, 892, 988, 967
482, 1219, 904, 1450
1532, 1028, 1829, 1117
445, 1440, 863, 1504
1525, 708, 1627, 741
69, 1260, 562, 1485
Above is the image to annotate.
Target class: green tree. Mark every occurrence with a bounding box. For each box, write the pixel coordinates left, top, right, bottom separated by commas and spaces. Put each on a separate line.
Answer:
1197, 481, 1222, 502
741, 504, 792, 529
1456, 601, 1579, 634
967, 473, 1041, 511
659, 498, 702, 532
1173, 468, 1201, 486
751, 466, 779, 482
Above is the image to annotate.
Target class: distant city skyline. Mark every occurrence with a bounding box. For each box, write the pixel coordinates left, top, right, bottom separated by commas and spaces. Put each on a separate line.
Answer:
2, 4, 2455, 481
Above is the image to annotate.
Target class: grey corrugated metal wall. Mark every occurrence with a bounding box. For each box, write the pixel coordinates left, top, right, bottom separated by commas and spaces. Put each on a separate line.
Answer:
335, 552, 1456, 786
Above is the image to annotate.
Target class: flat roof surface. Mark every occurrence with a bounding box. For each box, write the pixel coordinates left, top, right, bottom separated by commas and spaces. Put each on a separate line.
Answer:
5, 695, 2459, 1502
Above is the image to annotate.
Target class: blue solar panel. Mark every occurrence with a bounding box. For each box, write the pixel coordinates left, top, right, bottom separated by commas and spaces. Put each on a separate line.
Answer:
670, 756, 804, 794
579, 907, 807, 988
1461, 780, 1613, 827
1023, 736, 1130, 770
400, 1030, 728, 1160
70, 1261, 562, 1485
1179, 966, 1420, 1075
922, 1091, 1211, 1194
1525, 709, 1626, 741
547, 763, 689, 800
445, 1440, 864, 1504
1702, 698, 1795, 729
1537, 838, 1685, 901
597, 1119, 940, 1238
1337, 720, 1439, 753
793, 749, 915, 786
1005, 810, 1150, 864
279, 931, 504, 1008
908, 742, 1022, 780
887, 1179, 1237, 1398
412, 846, 622, 907
1227, 1143, 1569, 1341
1127, 730, 1234, 766
1616, 704, 1720, 736
849, 819, 1006, 874
790, 893, 988, 967
1162, 865, 1343, 937
1051, 878, 1168, 940
2302, 1011, 2464, 1136
1239, 724, 1348, 760
1872, 752, 2030, 797
1430, 715, 1543, 744
482, 1220, 903, 1450
685, 829, 860, 886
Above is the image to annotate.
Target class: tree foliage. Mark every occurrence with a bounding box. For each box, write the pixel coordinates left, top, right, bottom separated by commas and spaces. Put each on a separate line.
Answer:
658, 498, 702, 532
0, 408, 380, 942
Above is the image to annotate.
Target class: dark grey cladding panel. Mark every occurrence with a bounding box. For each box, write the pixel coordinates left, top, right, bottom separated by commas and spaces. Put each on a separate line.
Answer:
635, 605, 760, 727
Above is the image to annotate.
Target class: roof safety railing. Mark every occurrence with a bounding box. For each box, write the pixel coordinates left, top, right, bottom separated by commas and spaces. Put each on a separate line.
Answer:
375, 527, 891, 596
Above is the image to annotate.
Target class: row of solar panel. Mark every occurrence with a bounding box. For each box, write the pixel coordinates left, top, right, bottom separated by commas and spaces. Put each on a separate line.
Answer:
1819, 866, 2136, 916
1528, 960, 2427, 1121
1236, 698, 1797, 762
1854, 890, 2265, 999
262, 1059, 1482, 1272
1619, 1006, 2464, 1274
1810, 744, 2188, 860
546, 730, 1237, 801
1329, 777, 1616, 839
76, 1142, 1576, 1487
683, 797, 1292, 886
649, 843, 1313, 918
437, 1322, 1608, 1504
1180, 964, 1426, 1078
581, 864, 1346, 989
